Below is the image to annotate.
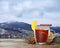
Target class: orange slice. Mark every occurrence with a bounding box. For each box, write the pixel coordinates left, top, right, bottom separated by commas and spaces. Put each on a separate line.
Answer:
47, 32, 54, 43
49, 32, 54, 39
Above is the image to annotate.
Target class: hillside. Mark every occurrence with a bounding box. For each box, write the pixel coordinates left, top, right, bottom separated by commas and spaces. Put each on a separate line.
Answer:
0, 22, 33, 39
0, 22, 60, 38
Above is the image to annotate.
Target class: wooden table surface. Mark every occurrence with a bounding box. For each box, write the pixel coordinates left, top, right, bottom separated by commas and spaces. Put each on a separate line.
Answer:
0, 39, 60, 48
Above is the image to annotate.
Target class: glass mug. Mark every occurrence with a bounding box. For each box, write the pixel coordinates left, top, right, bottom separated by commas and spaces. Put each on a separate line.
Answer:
34, 24, 52, 44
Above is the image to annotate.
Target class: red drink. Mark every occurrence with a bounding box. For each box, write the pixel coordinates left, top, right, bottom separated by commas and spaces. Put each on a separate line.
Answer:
35, 28, 48, 43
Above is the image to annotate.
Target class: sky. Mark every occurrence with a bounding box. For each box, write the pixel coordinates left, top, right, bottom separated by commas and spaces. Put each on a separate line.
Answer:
0, 0, 60, 26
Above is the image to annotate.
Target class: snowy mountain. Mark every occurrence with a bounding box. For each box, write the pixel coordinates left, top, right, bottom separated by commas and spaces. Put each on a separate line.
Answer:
0, 22, 60, 38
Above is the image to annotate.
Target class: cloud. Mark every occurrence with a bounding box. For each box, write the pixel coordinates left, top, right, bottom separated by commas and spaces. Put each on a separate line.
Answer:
44, 0, 60, 12
0, 0, 60, 26
0, 14, 18, 23
0, 1, 9, 14
22, 9, 44, 19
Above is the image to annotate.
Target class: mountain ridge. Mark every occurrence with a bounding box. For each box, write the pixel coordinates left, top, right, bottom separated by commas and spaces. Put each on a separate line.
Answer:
0, 22, 60, 38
